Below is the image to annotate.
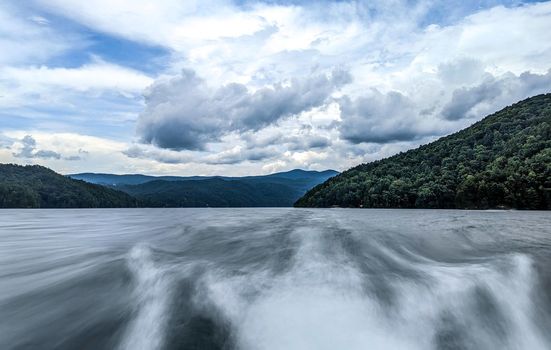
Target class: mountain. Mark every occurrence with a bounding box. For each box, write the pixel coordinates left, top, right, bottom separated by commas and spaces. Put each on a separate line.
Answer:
67, 173, 209, 186
0, 164, 138, 208
70, 169, 339, 207
296, 94, 551, 209
68, 169, 338, 186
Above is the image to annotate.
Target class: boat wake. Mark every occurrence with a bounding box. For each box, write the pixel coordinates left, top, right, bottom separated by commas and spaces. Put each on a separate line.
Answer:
119, 244, 172, 350
3, 209, 550, 350
196, 225, 548, 350
118, 216, 550, 350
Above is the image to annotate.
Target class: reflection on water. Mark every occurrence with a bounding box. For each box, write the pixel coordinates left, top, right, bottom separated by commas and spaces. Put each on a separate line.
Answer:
1, 208, 551, 350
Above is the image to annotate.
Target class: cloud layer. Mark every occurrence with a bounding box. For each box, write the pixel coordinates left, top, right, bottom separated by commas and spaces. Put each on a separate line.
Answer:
1, 1, 551, 175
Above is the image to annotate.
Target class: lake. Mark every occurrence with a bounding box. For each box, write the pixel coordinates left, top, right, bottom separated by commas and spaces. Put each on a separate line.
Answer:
1, 208, 551, 350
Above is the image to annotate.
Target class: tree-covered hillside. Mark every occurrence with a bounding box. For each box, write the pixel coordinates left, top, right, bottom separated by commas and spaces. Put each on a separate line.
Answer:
296, 94, 551, 209
0, 164, 138, 208
119, 178, 295, 207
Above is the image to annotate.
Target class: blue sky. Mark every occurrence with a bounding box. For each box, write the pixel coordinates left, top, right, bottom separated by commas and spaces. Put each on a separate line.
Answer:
1, 0, 550, 175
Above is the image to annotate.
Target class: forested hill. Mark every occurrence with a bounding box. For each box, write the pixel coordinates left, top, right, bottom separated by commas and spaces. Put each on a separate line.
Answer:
296, 94, 551, 209
0, 164, 138, 208
117, 178, 301, 207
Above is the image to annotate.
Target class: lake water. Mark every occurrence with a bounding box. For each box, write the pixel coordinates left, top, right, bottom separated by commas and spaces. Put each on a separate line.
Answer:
1, 208, 551, 350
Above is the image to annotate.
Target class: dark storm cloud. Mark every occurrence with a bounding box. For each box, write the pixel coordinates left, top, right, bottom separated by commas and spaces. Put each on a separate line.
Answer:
442, 69, 551, 120
136, 68, 351, 150
339, 91, 436, 144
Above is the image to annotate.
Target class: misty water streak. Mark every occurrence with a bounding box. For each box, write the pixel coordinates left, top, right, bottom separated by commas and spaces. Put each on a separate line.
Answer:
1, 208, 551, 350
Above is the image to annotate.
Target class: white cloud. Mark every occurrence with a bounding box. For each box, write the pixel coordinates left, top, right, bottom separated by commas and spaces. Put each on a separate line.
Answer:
12, 135, 61, 160
0, 3, 78, 65
34, 0, 268, 48
409, 3, 551, 76
0, 131, 162, 175
2, 1, 551, 175
0, 61, 153, 136
28, 15, 50, 26
1, 60, 153, 95
29, 1, 551, 91
442, 69, 551, 120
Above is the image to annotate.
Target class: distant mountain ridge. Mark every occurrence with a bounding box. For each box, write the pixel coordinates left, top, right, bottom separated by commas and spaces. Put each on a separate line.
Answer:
68, 169, 338, 186
296, 94, 551, 209
69, 169, 339, 207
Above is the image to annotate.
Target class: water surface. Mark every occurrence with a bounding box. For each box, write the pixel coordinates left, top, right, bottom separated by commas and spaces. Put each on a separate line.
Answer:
1, 208, 551, 350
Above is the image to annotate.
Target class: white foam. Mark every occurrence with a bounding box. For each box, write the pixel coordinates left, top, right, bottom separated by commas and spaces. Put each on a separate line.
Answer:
198, 227, 549, 350
118, 244, 171, 350
384, 253, 547, 349
200, 227, 426, 350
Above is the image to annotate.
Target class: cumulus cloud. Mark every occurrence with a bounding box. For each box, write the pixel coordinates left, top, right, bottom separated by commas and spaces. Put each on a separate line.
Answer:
137, 68, 350, 150
12, 135, 61, 159
437, 58, 486, 86
10, 135, 90, 161
339, 68, 551, 145
442, 69, 551, 120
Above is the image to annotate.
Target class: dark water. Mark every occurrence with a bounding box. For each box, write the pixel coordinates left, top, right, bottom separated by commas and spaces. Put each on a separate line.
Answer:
1, 209, 551, 350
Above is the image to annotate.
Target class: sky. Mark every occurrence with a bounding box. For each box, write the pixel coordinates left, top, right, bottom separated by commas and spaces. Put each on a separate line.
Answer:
0, 0, 550, 176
